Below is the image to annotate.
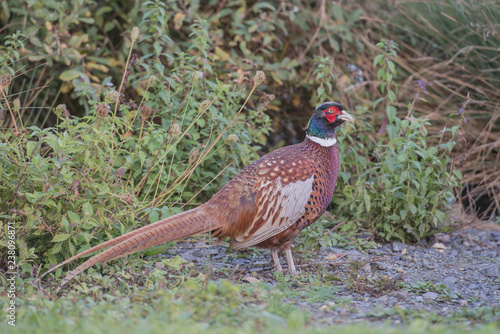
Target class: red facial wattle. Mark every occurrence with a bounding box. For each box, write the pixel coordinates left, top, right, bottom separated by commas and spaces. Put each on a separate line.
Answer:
324, 106, 341, 123
325, 113, 336, 122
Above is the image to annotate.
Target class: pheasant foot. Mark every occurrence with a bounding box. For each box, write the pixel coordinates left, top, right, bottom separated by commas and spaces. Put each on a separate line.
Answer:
285, 247, 298, 275
271, 249, 283, 273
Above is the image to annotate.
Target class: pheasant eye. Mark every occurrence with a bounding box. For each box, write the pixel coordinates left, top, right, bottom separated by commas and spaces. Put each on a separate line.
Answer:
325, 106, 340, 115
324, 106, 341, 122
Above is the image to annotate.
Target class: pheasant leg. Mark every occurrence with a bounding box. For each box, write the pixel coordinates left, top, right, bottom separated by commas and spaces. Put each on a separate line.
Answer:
271, 249, 283, 273
285, 247, 297, 275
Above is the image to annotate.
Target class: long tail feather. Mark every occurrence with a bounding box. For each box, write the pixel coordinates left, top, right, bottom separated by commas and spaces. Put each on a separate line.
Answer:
48, 206, 219, 292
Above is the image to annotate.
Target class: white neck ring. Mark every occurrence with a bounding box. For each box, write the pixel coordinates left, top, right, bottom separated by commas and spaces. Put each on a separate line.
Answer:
306, 135, 337, 147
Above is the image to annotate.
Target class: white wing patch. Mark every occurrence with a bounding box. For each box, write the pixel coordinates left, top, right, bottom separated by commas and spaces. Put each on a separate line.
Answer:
231, 175, 314, 249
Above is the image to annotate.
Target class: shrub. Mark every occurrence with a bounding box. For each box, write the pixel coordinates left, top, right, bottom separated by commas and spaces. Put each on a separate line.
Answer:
332, 40, 463, 242
0, 21, 271, 273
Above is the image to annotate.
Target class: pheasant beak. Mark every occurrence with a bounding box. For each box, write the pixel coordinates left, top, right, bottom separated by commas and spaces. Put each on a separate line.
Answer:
338, 110, 354, 123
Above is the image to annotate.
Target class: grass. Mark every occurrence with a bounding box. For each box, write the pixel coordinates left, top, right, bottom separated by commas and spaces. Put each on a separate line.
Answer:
1, 272, 499, 333
2, 253, 500, 333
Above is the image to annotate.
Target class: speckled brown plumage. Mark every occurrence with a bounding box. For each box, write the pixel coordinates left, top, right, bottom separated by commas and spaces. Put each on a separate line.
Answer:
43, 102, 354, 291
209, 139, 339, 250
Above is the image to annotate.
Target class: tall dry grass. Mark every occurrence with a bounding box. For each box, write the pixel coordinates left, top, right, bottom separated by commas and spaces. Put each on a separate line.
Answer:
344, 0, 500, 220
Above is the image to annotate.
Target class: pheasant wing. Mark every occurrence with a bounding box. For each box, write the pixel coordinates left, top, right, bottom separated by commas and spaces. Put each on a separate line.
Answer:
230, 154, 317, 249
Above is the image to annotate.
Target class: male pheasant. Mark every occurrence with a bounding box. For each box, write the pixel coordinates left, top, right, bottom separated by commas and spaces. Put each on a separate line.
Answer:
44, 102, 353, 291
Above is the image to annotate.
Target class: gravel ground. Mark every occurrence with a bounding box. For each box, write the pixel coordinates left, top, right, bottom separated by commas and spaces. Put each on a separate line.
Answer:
162, 227, 500, 323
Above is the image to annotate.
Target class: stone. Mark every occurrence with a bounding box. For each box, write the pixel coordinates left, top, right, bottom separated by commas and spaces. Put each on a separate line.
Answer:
422, 292, 439, 301
243, 276, 259, 284
382, 243, 393, 253
392, 241, 408, 252
345, 249, 364, 257
374, 262, 388, 270
375, 295, 389, 305
479, 264, 500, 277
491, 231, 500, 242
435, 233, 451, 243
442, 276, 457, 289
432, 242, 446, 251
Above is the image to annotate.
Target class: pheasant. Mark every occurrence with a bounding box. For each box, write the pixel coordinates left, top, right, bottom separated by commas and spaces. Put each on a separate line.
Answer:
42, 102, 353, 292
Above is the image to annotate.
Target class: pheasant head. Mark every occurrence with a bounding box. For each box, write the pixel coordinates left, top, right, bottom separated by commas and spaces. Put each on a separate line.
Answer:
306, 102, 354, 146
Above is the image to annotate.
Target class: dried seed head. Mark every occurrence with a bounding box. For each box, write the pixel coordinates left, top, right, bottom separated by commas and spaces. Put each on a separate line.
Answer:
131, 26, 140, 42
140, 105, 153, 121
147, 75, 157, 87
253, 70, 266, 86
188, 148, 199, 164
171, 75, 181, 83
259, 93, 275, 105
0, 73, 12, 89
198, 100, 211, 113
54, 104, 68, 117
13, 98, 21, 112
116, 168, 126, 178
171, 123, 181, 137
96, 104, 110, 118
105, 90, 120, 104
225, 134, 238, 145
119, 192, 135, 206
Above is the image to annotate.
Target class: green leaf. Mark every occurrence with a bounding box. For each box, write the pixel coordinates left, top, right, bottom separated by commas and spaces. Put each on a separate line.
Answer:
387, 60, 395, 73
142, 244, 168, 256
377, 68, 385, 80
409, 203, 417, 215
386, 105, 397, 124
387, 124, 398, 141
138, 151, 146, 167
82, 202, 94, 217
389, 214, 399, 221
373, 54, 384, 67
48, 242, 62, 254
68, 211, 80, 223
453, 170, 463, 179
26, 141, 38, 157
52, 233, 72, 242
363, 192, 371, 213
59, 70, 84, 81
149, 210, 160, 223
388, 90, 396, 103
196, 118, 205, 127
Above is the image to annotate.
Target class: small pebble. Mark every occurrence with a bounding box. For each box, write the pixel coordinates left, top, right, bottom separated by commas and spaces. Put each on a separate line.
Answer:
392, 241, 407, 252
422, 292, 439, 301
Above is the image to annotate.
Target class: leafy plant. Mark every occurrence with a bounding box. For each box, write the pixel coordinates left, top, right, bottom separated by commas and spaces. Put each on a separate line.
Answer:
0, 21, 271, 273
333, 40, 463, 242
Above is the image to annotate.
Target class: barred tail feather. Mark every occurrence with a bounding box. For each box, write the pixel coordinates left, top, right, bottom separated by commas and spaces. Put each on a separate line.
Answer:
52, 206, 219, 292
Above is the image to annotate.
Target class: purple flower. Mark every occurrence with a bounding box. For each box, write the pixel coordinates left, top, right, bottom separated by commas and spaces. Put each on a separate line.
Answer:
414, 79, 432, 95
